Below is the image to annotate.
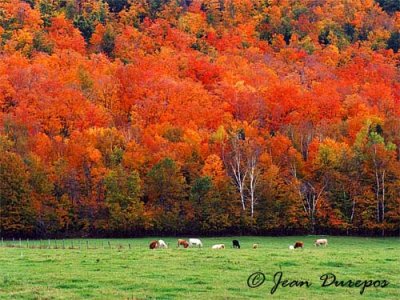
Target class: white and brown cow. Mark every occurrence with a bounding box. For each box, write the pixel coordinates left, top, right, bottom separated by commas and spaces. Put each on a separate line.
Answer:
149, 240, 159, 249
212, 244, 225, 249
189, 238, 203, 248
158, 240, 168, 249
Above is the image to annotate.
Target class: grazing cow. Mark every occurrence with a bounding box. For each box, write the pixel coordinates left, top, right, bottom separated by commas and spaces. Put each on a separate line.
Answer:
294, 241, 304, 249
158, 240, 168, 249
189, 238, 203, 248
289, 245, 295, 250
314, 239, 328, 247
149, 240, 159, 249
177, 239, 189, 248
252, 243, 259, 249
212, 244, 225, 249
232, 240, 240, 249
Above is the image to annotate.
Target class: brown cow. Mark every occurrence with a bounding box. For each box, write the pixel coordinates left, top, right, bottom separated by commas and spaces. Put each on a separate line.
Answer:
149, 240, 159, 249
294, 241, 304, 249
177, 239, 189, 248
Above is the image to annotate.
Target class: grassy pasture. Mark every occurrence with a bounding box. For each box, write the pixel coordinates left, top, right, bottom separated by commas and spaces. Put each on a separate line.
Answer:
0, 236, 398, 299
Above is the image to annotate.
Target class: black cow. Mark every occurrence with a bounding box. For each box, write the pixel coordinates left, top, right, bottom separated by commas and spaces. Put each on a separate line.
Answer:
232, 240, 240, 249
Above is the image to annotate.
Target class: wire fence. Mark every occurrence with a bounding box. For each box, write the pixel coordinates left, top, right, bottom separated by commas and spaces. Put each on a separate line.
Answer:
0, 238, 132, 250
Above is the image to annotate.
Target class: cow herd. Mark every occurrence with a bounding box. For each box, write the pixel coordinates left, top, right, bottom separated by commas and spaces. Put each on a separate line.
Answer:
289, 239, 328, 249
149, 238, 329, 249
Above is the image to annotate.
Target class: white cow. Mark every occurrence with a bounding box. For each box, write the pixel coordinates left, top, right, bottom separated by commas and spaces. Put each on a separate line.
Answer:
158, 240, 168, 249
314, 239, 328, 247
212, 244, 225, 249
189, 238, 203, 248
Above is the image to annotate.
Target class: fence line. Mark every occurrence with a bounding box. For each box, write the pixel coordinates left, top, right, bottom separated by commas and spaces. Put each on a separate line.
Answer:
0, 238, 136, 250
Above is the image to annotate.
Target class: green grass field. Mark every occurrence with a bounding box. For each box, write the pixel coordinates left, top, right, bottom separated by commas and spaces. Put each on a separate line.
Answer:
0, 236, 398, 299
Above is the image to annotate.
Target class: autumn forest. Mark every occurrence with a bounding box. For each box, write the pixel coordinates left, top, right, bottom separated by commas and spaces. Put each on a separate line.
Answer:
0, 0, 399, 238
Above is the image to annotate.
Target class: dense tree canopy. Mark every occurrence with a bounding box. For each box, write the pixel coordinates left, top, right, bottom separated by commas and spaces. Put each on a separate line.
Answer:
0, 0, 399, 237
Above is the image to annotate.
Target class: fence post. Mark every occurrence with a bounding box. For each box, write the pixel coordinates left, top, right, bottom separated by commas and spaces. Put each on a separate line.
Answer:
48, 239, 50, 249
19, 238, 22, 248
86, 240, 89, 250
62, 240, 65, 249
108, 241, 111, 249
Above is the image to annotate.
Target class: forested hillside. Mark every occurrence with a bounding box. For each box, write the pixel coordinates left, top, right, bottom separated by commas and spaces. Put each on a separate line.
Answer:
0, 0, 399, 237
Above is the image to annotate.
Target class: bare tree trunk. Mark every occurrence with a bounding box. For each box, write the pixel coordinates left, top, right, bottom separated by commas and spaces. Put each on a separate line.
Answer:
350, 197, 356, 223
311, 196, 316, 234
248, 155, 259, 218
300, 181, 326, 234
230, 161, 246, 211
229, 138, 247, 211
249, 176, 255, 217
373, 147, 381, 223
